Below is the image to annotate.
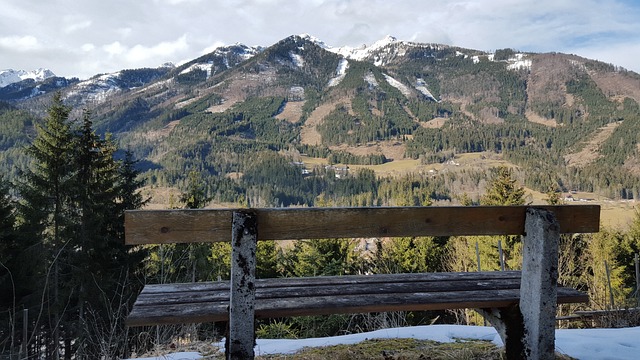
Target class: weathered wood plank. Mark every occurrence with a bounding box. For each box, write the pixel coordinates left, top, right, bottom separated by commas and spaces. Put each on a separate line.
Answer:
125, 286, 588, 326
137, 271, 523, 294
125, 205, 600, 245
134, 278, 524, 306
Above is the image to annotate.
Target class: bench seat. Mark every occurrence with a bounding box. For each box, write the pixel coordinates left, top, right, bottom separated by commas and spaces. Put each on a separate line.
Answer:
126, 270, 588, 326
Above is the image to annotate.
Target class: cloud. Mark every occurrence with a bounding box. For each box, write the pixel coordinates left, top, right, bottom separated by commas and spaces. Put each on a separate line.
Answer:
62, 14, 92, 34
103, 41, 126, 57
0, 35, 41, 51
2, 0, 640, 78
126, 35, 189, 63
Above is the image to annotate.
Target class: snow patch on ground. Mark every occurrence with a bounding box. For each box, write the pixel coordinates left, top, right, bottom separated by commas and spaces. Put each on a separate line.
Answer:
414, 78, 438, 101
66, 72, 122, 102
383, 73, 411, 97
180, 62, 214, 79
327, 58, 349, 87
127, 325, 640, 360
290, 52, 304, 68
507, 53, 532, 70
364, 71, 379, 88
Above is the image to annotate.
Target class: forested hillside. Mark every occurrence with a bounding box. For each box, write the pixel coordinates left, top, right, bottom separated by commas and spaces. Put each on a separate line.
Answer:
2, 35, 640, 205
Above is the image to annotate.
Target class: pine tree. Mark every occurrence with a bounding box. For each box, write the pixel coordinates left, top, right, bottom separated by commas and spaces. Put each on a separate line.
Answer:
480, 167, 525, 206
17, 92, 75, 359
0, 176, 20, 354
15, 97, 148, 358
181, 171, 212, 282
480, 167, 526, 270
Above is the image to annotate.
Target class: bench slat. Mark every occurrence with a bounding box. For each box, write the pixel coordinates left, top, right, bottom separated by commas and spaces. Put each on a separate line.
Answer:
137, 271, 523, 294
125, 272, 588, 327
134, 278, 524, 306
125, 205, 600, 245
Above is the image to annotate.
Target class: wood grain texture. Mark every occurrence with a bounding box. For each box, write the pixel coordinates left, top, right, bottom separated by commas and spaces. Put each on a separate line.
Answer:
125, 205, 600, 245
125, 271, 588, 327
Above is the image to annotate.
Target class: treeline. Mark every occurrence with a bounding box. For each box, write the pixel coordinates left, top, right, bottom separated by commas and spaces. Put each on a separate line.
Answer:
1, 94, 148, 359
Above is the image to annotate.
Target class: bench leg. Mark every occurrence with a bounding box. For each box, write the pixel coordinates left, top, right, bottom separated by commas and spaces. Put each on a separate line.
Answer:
480, 208, 560, 360
228, 210, 258, 360
479, 306, 525, 359
521, 208, 559, 360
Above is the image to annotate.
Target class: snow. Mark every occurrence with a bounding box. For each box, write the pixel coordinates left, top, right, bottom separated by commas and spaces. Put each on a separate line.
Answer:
290, 51, 304, 68
415, 78, 438, 102
180, 62, 214, 78
0, 68, 55, 87
507, 59, 532, 70
506, 53, 532, 70
364, 71, 379, 88
330, 35, 399, 61
298, 33, 329, 49
128, 325, 640, 360
382, 73, 411, 97
254, 325, 640, 359
130, 352, 201, 360
65, 72, 122, 102
327, 58, 349, 87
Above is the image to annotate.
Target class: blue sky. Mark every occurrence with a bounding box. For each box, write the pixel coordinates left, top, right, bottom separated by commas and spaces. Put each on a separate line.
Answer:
2, 0, 640, 79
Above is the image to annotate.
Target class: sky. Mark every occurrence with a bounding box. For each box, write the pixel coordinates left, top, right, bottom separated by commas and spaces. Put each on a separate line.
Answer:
127, 324, 640, 360
2, 0, 640, 80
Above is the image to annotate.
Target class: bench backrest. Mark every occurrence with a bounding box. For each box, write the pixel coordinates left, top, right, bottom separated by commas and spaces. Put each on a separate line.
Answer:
125, 205, 600, 245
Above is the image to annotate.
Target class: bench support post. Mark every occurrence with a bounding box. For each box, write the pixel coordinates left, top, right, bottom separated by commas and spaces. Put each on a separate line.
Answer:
480, 208, 560, 360
519, 208, 560, 359
228, 210, 258, 360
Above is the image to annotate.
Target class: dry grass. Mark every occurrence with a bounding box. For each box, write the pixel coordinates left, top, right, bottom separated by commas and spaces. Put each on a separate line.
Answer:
300, 99, 351, 146
275, 101, 305, 123
525, 110, 559, 128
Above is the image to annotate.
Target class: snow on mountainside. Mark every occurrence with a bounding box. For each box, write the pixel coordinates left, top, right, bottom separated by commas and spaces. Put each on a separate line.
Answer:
65, 72, 124, 103
178, 43, 261, 77
329, 35, 401, 61
0, 68, 55, 87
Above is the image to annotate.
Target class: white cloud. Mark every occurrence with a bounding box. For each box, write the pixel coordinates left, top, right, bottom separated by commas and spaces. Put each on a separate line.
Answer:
201, 41, 227, 55
126, 35, 189, 63
81, 43, 95, 52
0, 35, 41, 51
103, 41, 126, 56
1, 0, 640, 78
62, 14, 92, 34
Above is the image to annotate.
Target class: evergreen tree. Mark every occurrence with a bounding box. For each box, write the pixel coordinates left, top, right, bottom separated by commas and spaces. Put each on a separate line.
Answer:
480, 167, 525, 206
479, 167, 526, 269
15, 97, 148, 358
0, 176, 20, 354
181, 171, 213, 282
17, 92, 75, 359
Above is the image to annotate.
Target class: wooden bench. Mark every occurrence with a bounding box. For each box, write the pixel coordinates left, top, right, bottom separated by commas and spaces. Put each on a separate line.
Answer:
125, 205, 600, 360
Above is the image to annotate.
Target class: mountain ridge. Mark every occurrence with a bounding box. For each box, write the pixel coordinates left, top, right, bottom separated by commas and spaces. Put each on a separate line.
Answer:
2, 34, 640, 205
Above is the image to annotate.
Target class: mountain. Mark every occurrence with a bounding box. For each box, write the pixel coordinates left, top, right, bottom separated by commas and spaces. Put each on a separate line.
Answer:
2, 35, 640, 206
0, 68, 55, 88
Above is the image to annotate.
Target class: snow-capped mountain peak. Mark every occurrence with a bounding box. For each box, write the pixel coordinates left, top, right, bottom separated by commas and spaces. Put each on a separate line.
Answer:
328, 35, 402, 62
298, 33, 330, 49
0, 68, 56, 88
